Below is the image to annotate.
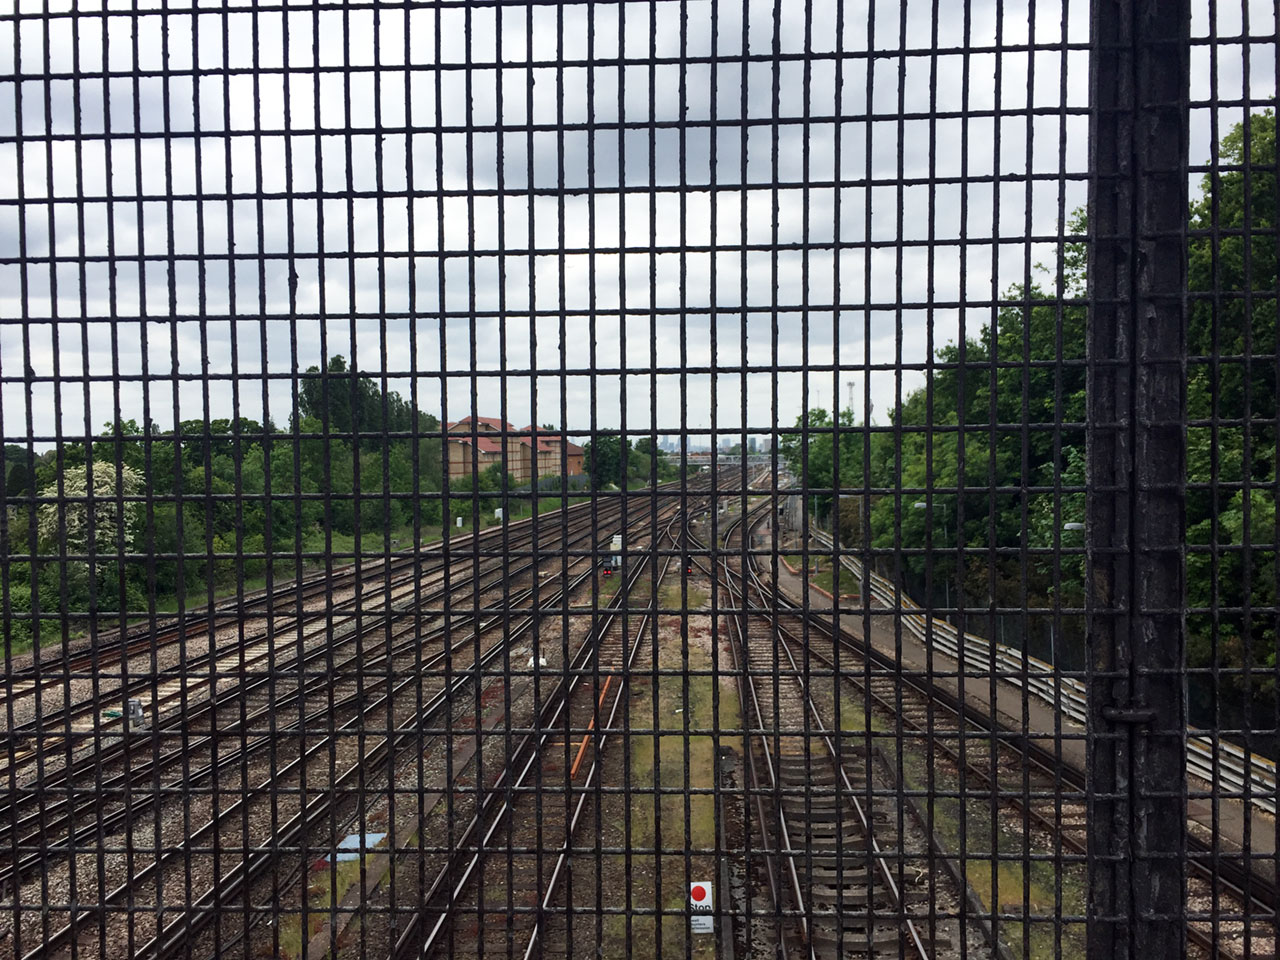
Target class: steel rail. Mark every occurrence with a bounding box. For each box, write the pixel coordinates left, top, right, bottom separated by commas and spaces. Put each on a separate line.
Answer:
0, 486, 680, 783
764, 505, 1278, 955
2, 489, 612, 693
810, 528, 1279, 815
0, 577, 557, 892
712, 504, 932, 959
704, 501, 795, 952
25, 487, 716, 960
767, 609, 933, 960
513, 503, 735, 960
0, 505, 613, 793
25, 565, 591, 960
777, 609, 1247, 960
722, 568, 816, 959
0, 496, 631, 742
517, 550, 676, 960
391, 507, 692, 960
162, 488, 721, 960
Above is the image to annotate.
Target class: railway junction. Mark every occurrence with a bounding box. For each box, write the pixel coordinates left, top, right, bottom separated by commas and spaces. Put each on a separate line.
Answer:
2, 0, 1277, 957
1, 471, 1275, 959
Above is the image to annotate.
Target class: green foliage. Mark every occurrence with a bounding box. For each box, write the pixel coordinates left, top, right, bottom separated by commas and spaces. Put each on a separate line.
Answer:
4, 445, 34, 499
628, 438, 679, 482
298, 356, 434, 448
836, 495, 867, 549
37, 462, 144, 558
478, 462, 515, 493
778, 112, 1277, 714
1186, 110, 1279, 705
3, 366, 446, 651
584, 435, 630, 489
780, 233, 1088, 644
439, 461, 520, 524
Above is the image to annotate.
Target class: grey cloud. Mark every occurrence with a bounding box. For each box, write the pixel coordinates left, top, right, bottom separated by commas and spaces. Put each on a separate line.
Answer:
2, 0, 1245, 444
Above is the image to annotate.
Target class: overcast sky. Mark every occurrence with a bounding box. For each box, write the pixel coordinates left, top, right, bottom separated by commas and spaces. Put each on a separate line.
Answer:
0, 0, 1275, 447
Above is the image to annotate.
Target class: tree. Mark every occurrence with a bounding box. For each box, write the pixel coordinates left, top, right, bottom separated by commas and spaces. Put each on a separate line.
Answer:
1028, 444, 1085, 602
32, 462, 146, 614
446, 473, 481, 525
779, 215, 1088, 635
2, 359, 461, 648
584, 436, 629, 490
298, 356, 435, 454
779, 111, 1274, 707
479, 462, 515, 493
779, 408, 833, 514
3, 445, 34, 499
37, 463, 144, 558
1184, 110, 1278, 711
627, 438, 678, 483
627, 444, 652, 482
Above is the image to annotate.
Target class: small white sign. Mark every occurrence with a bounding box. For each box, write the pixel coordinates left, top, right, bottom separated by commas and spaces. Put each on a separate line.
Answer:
689, 881, 713, 934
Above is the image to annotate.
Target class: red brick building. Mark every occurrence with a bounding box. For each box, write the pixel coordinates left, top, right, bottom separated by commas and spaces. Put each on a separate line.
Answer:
445, 417, 585, 483
520, 426, 585, 481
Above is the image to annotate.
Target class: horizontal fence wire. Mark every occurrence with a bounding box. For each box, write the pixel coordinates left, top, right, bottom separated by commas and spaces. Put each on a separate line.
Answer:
0, 1, 1276, 959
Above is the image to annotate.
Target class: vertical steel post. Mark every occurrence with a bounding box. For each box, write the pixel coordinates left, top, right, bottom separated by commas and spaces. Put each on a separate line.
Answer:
1087, 1, 1189, 957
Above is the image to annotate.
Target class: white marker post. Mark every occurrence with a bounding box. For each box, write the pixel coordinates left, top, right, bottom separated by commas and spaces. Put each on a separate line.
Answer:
689, 881, 713, 934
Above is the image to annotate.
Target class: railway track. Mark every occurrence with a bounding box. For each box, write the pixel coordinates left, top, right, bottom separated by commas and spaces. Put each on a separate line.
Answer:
389, 511, 687, 960
710, 509, 948, 959
4, 484, 718, 959
0, 488, 665, 727
737, 621, 940, 958
0, 509, 601, 790
467, 553, 666, 960
0, 493, 666, 781
9, 558, 598, 960
722, 498, 1277, 959
793, 592, 1274, 960
0, 576, 552, 898
1, 539, 461, 711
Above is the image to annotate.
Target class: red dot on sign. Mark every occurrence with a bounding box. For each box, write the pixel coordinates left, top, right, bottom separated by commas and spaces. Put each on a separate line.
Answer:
691, 885, 706, 902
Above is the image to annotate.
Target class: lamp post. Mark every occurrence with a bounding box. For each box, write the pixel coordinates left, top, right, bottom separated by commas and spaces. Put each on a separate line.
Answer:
912, 499, 950, 618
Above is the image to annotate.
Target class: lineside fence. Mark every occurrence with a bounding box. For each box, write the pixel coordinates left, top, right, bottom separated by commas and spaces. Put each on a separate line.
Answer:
1, 1, 1277, 958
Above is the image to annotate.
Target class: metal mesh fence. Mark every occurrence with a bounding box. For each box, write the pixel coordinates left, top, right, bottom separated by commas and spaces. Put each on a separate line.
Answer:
0, 0, 1276, 958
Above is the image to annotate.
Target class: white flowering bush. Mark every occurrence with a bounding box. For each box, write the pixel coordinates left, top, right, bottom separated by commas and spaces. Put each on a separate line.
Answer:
36, 463, 143, 557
